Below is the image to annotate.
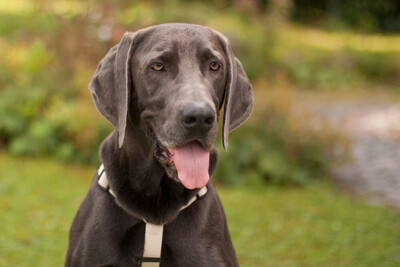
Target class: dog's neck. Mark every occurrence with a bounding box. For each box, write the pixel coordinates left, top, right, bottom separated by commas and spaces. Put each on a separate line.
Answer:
99, 124, 171, 188
98, 125, 219, 224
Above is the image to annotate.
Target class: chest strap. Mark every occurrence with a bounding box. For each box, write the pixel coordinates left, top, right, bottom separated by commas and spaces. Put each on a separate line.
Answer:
97, 164, 208, 267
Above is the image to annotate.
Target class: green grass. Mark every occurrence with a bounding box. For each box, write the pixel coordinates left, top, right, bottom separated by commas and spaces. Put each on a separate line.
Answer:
222, 186, 400, 266
1, 154, 400, 266
0, 155, 92, 266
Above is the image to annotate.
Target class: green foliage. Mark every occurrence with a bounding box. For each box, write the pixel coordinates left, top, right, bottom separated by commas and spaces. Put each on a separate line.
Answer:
215, 119, 336, 186
284, 49, 400, 89
355, 51, 399, 82
0, 38, 108, 164
285, 52, 356, 90
291, 0, 400, 33
0, 40, 57, 156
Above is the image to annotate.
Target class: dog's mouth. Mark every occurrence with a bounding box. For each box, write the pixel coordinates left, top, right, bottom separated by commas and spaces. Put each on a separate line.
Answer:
148, 127, 210, 190
149, 128, 174, 165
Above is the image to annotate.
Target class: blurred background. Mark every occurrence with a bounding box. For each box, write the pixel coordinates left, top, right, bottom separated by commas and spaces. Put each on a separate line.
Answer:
1, 0, 400, 266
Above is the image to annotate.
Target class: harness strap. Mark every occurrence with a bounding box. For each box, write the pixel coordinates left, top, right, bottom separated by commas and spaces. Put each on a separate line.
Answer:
142, 223, 163, 267
97, 164, 208, 267
97, 164, 116, 197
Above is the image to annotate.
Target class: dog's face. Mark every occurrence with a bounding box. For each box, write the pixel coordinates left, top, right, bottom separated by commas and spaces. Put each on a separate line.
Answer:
133, 25, 226, 150
89, 24, 254, 189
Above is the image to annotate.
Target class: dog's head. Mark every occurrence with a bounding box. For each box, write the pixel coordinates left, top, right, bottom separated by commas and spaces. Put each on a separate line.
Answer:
89, 23, 254, 189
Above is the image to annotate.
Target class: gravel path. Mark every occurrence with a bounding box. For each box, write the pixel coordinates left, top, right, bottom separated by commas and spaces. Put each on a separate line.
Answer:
322, 102, 400, 209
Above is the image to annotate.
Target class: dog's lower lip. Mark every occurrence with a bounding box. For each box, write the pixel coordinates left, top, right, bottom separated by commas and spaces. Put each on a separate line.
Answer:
168, 140, 211, 152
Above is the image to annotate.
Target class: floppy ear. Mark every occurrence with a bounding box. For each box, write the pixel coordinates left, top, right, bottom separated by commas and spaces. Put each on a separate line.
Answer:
216, 33, 254, 151
89, 32, 136, 148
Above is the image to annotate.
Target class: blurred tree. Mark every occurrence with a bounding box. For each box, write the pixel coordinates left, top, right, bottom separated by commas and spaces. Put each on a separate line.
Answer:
291, 0, 400, 33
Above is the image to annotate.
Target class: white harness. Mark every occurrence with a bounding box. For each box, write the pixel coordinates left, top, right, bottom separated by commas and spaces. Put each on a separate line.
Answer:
97, 164, 208, 266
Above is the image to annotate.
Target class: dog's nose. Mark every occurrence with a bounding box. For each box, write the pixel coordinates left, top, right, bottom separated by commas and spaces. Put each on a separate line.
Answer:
181, 102, 215, 133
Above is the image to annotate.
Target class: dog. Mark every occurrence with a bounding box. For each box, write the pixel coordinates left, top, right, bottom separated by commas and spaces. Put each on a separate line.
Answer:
66, 23, 254, 267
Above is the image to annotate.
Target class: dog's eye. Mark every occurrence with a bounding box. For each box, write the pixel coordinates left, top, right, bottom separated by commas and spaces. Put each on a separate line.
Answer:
151, 63, 164, 71
209, 62, 220, 71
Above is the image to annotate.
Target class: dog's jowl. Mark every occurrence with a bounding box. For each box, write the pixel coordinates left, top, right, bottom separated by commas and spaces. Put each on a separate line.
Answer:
66, 23, 254, 267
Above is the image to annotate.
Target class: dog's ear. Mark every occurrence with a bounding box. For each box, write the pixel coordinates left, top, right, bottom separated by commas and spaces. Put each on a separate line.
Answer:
89, 32, 137, 148
215, 32, 254, 151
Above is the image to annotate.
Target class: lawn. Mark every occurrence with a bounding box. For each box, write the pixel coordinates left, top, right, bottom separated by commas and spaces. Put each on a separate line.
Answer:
1, 154, 400, 266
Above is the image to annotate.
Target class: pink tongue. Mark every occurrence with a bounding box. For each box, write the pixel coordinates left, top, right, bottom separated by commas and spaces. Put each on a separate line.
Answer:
172, 141, 210, 190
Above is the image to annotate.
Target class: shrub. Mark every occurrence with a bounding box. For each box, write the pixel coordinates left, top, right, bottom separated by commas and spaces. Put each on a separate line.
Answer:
0, 38, 109, 164
214, 78, 349, 186
283, 49, 400, 90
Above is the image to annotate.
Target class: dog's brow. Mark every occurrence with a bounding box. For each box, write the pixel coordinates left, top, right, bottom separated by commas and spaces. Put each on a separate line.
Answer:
145, 50, 176, 64
198, 47, 223, 62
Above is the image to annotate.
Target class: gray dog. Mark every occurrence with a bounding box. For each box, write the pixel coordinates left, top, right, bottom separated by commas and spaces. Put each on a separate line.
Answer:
66, 23, 254, 267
